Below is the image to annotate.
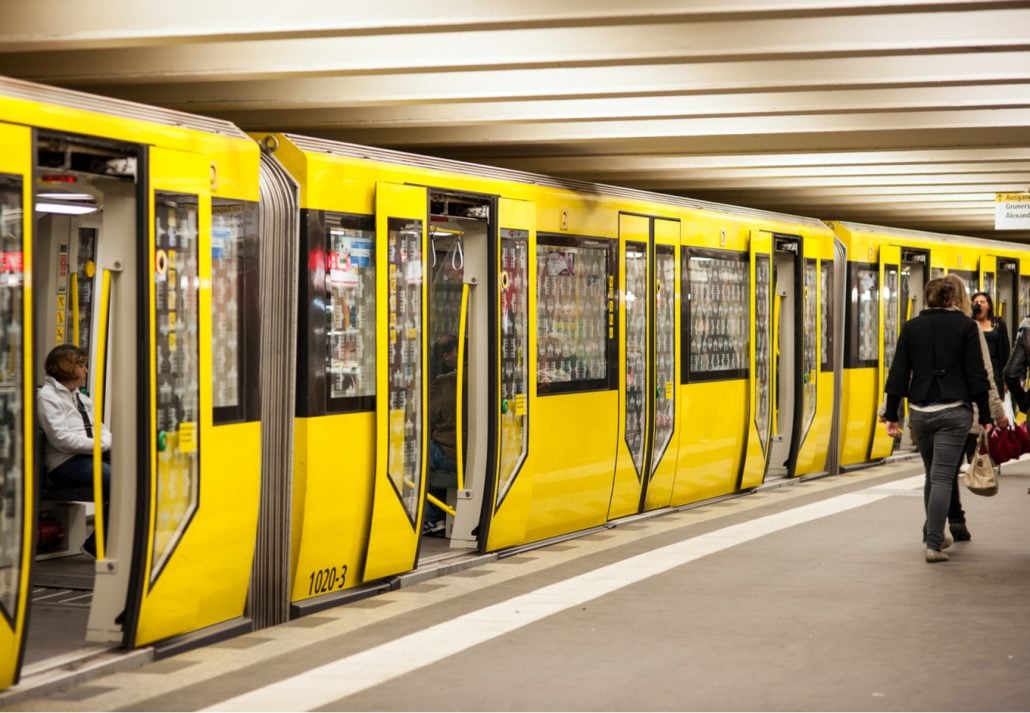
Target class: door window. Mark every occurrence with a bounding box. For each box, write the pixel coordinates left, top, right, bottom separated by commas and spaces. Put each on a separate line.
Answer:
755, 254, 771, 448
624, 242, 648, 477
652, 245, 675, 468
0, 176, 24, 622
152, 192, 200, 581
497, 229, 529, 503
386, 218, 423, 521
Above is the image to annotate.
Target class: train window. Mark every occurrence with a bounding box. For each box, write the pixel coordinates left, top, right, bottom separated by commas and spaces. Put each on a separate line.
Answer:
0, 176, 25, 623
535, 234, 615, 394
386, 217, 423, 520
153, 192, 201, 581
820, 261, 834, 372
949, 269, 977, 300
1021, 276, 1030, 322
845, 262, 878, 368
755, 254, 771, 445
802, 259, 817, 431
983, 272, 995, 302
496, 228, 529, 504
682, 248, 749, 383
75, 227, 97, 349
325, 216, 376, 409
883, 262, 900, 376
211, 200, 260, 424
296, 211, 375, 416
652, 245, 676, 463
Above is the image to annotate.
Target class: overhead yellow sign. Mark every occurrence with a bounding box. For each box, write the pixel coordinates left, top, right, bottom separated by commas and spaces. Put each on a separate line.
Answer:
995, 193, 1030, 230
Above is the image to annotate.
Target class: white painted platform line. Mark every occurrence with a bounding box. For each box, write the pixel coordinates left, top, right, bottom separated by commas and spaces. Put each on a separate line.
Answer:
206, 475, 924, 712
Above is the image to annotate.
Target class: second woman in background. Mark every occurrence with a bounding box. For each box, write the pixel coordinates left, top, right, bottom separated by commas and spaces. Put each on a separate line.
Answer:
971, 291, 1010, 398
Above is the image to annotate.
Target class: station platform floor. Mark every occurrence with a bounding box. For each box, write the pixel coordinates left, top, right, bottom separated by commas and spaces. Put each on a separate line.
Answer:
3, 453, 1030, 712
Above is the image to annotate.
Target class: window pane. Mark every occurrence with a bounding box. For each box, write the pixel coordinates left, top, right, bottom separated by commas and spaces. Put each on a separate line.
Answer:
0, 176, 24, 622
211, 200, 259, 417
755, 255, 771, 448
153, 192, 200, 581
820, 261, 834, 371
883, 264, 900, 373
326, 218, 375, 400
686, 251, 748, 380
497, 229, 529, 504
624, 242, 647, 477
386, 218, 422, 521
652, 245, 675, 468
536, 239, 610, 391
802, 259, 817, 433
855, 267, 879, 362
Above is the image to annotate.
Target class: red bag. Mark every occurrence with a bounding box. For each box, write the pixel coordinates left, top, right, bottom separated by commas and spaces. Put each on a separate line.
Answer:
1016, 421, 1030, 456
988, 426, 1015, 465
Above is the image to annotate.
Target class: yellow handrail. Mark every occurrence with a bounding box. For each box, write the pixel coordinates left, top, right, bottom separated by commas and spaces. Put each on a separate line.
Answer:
70, 272, 79, 347
771, 292, 782, 436
406, 478, 456, 518
455, 282, 470, 492
92, 269, 111, 560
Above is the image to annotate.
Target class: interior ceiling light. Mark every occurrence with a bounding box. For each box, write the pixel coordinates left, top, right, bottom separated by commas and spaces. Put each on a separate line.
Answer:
35, 201, 98, 215
36, 192, 94, 200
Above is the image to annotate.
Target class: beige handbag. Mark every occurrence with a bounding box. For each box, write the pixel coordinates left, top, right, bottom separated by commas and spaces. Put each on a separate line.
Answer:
963, 431, 1000, 496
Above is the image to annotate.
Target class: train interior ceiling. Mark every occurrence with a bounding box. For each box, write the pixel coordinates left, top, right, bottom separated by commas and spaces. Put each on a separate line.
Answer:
29, 134, 138, 667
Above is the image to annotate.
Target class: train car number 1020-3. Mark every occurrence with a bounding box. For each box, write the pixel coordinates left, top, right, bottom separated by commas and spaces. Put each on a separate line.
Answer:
309, 565, 349, 595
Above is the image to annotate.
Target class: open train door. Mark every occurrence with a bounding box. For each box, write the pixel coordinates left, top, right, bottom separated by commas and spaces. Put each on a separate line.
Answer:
130, 146, 260, 647
363, 183, 428, 581
483, 199, 534, 550
740, 230, 773, 489
868, 244, 900, 461
0, 123, 33, 687
979, 255, 997, 304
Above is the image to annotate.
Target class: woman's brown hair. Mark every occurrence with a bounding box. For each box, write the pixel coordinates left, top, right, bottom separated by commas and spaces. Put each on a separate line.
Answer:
44, 344, 87, 382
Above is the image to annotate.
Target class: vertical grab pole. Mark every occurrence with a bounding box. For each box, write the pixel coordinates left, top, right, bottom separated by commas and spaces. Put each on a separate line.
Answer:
70, 272, 80, 347
92, 269, 112, 560
455, 282, 470, 492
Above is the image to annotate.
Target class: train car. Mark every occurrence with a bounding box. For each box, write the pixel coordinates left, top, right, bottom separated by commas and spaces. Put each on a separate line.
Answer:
8, 72, 1030, 692
0, 77, 263, 687
252, 134, 840, 613
830, 221, 1030, 469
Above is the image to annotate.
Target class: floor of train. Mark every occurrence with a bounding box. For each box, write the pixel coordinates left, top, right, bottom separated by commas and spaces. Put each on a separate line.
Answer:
26, 555, 109, 667
7, 455, 1030, 711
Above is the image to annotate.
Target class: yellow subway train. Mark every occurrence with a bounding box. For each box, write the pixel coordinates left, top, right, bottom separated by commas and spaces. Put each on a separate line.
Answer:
1, 76, 1027, 688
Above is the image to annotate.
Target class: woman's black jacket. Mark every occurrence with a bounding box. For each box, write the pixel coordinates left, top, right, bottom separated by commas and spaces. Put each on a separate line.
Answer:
883, 308, 991, 424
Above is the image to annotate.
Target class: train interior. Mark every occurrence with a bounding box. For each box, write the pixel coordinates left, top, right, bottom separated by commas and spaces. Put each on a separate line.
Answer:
27, 133, 138, 669
767, 238, 800, 481
420, 190, 491, 558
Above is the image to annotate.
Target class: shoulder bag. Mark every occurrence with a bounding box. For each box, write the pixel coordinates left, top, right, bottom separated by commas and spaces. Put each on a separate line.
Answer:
963, 430, 1000, 496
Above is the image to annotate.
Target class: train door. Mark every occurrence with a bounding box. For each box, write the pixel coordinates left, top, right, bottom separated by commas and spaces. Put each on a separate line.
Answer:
740, 231, 773, 489
25, 133, 141, 673
610, 213, 680, 517
363, 184, 428, 581
868, 244, 901, 461
765, 236, 803, 482
898, 250, 929, 444
997, 257, 1020, 340
0, 123, 32, 688
423, 189, 493, 549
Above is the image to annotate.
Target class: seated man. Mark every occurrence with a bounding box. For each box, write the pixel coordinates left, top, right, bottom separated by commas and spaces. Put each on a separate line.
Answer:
424, 335, 466, 536
37, 344, 111, 558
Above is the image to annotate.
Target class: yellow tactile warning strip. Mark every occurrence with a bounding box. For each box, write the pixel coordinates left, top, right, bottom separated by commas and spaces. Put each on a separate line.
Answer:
2, 463, 923, 712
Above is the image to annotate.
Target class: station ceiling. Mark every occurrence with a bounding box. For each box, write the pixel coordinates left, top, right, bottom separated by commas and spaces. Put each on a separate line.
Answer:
2, 0, 1029, 241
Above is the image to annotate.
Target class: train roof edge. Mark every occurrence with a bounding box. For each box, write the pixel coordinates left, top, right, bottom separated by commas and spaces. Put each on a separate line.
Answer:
277, 132, 833, 231
829, 220, 1027, 253
0, 74, 250, 140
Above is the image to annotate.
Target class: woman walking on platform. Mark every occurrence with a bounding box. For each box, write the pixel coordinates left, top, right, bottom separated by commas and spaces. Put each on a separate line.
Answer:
882, 274, 993, 562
